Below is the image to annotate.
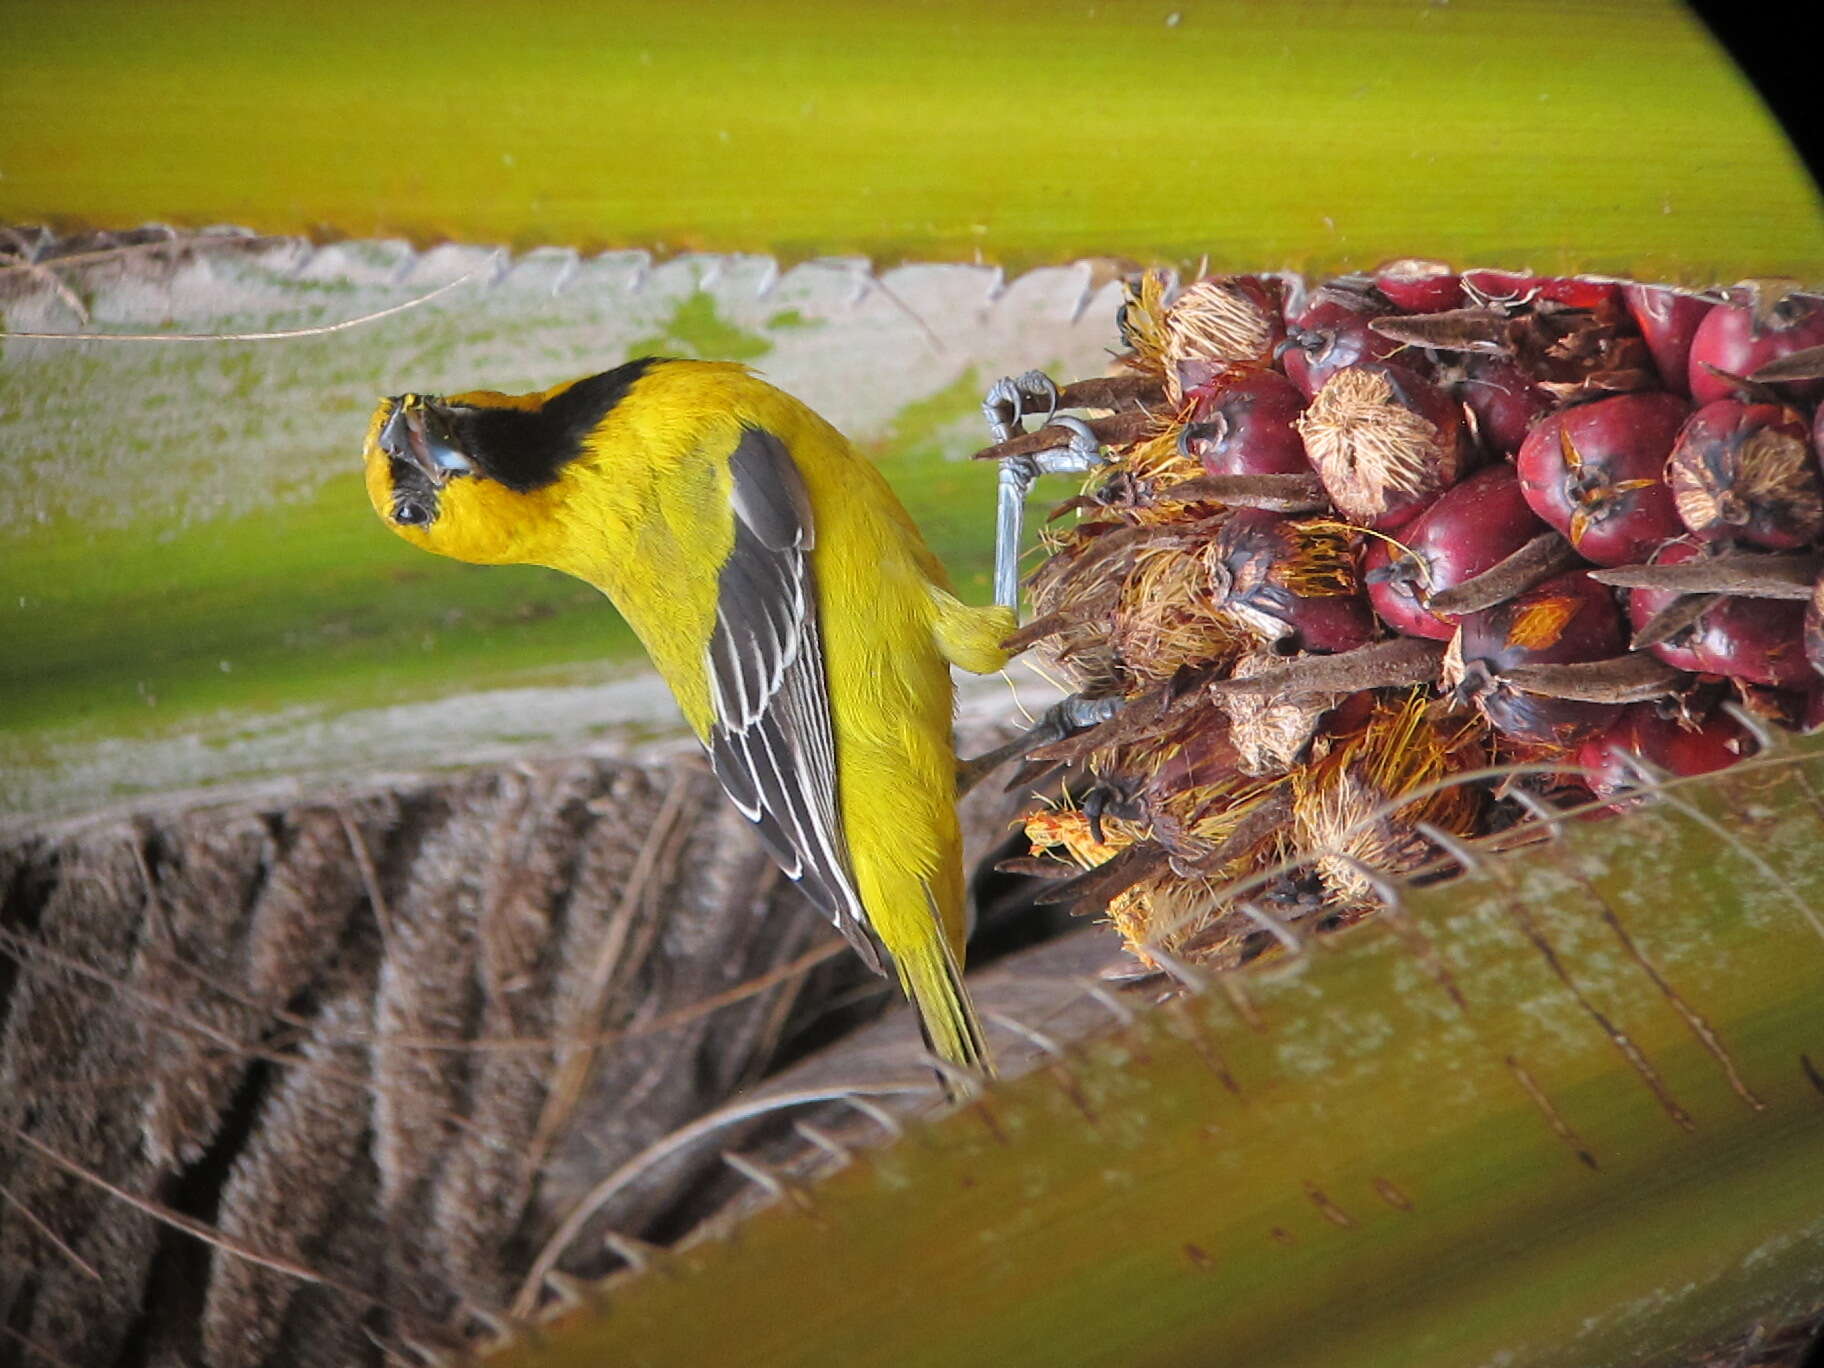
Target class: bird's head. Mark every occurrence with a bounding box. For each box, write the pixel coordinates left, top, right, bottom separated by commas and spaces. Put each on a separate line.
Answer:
362, 362, 662, 569
362, 389, 564, 566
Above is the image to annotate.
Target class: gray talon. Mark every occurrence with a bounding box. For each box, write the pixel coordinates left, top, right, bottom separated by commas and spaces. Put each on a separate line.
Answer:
1048, 415, 1102, 470
982, 376, 1026, 443
1014, 369, 1060, 431
982, 369, 1062, 443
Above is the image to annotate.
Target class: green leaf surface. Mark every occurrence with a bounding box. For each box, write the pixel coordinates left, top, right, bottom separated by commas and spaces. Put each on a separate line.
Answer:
490, 745, 1824, 1367
4, 0, 1820, 280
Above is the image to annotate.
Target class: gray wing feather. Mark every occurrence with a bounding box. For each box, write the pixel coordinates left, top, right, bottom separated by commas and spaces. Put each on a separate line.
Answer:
706, 427, 882, 974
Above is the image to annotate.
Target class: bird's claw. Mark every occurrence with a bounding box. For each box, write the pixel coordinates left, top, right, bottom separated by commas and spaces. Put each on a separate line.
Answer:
1080, 778, 1138, 847
982, 369, 1061, 443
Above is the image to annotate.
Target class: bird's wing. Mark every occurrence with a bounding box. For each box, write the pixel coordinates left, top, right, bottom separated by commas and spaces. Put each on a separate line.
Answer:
705, 425, 883, 974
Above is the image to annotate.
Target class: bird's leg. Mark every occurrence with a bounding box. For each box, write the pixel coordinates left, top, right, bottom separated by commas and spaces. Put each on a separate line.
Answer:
984, 370, 1110, 611
956, 693, 1124, 797
970, 371, 1123, 791
992, 415, 1107, 611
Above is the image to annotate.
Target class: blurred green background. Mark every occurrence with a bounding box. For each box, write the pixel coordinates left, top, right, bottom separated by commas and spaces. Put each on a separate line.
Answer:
3, 0, 1821, 816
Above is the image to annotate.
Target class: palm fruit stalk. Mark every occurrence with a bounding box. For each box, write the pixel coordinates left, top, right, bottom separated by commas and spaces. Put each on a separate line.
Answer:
981, 266, 1824, 973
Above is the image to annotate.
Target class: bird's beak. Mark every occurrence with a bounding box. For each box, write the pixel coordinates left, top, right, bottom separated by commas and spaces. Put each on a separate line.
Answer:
377, 394, 476, 485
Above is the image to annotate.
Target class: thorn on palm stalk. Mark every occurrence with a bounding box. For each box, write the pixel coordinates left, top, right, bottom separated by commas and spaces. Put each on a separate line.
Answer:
459, 1304, 518, 1354
1237, 899, 1306, 954
721, 1150, 805, 1207
843, 1095, 905, 1139
602, 1228, 664, 1273
984, 1009, 1067, 1058
540, 1270, 595, 1314
916, 1052, 987, 1103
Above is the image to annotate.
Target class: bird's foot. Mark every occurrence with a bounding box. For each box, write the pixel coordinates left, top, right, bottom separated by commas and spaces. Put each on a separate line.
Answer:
993, 413, 1108, 610
957, 692, 1125, 797
981, 369, 1060, 443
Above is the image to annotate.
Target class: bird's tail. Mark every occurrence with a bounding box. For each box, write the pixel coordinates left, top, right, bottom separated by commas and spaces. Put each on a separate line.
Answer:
896, 891, 993, 1081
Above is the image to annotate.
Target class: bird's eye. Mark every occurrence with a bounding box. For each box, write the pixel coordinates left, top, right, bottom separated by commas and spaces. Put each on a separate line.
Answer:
395, 499, 431, 526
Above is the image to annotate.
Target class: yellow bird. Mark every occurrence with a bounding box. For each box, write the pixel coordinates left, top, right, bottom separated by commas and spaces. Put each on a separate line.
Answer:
360, 358, 1014, 1075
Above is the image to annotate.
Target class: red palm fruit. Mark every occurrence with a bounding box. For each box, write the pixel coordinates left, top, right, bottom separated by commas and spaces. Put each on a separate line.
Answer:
1278, 283, 1407, 399
1295, 360, 1467, 530
1625, 536, 1814, 688
1575, 704, 1748, 798
1162, 274, 1288, 403
1447, 571, 1626, 744
1625, 537, 1709, 674
1516, 390, 1689, 566
1667, 400, 1821, 549
1448, 355, 1551, 456
1207, 509, 1377, 655
1374, 259, 1464, 314
1621, 284, 1714, 397
1363, 465, 1550, 641
1461, 270, 1622, 311
1178, 369, 1311, 478
1687, 290, 1824, 405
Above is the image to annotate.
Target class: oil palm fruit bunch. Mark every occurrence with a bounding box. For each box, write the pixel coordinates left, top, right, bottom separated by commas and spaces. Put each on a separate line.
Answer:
983, 265, 1824, 973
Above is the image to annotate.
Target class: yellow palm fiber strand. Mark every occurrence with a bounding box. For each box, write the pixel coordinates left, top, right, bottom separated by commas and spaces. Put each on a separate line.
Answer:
1115, 270, 1172, 385
1119, 422, 1204, 491
1114, 523, 1252, 685
1263, 517, 1362, 598
1292, 690, 1491, 910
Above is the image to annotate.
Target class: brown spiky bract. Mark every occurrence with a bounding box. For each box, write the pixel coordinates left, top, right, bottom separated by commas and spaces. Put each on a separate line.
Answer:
1161, 276, 1282, 406
1296, 368, 1458, 525
1671, 423, 1822, 544
1219, 647, 1348, 775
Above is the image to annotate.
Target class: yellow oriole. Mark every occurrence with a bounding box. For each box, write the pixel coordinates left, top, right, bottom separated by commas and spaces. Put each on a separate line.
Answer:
360, 358, 1013, 1074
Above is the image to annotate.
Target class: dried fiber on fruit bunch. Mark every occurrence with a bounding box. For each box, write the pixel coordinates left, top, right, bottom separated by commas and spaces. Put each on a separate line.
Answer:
981, 264, 1824, 973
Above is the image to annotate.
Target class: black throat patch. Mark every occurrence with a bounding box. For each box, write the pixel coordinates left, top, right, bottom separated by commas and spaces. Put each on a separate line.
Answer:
451, 357, 663, 492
